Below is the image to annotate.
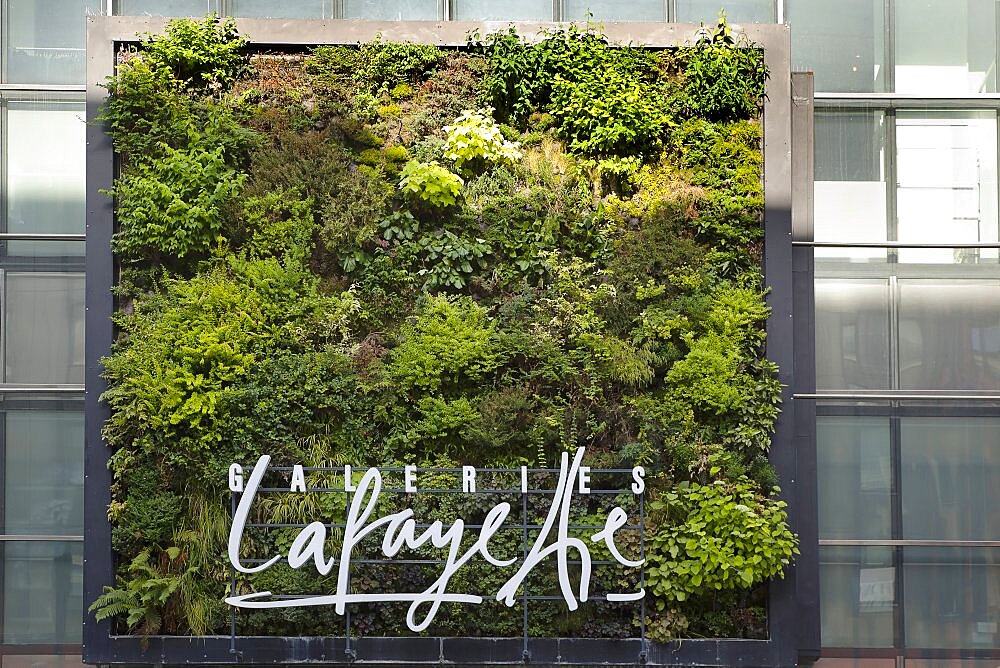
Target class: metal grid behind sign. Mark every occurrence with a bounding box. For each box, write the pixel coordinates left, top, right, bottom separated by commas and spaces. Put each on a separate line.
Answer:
227, 465, 646, 662
83, 17, 812, 666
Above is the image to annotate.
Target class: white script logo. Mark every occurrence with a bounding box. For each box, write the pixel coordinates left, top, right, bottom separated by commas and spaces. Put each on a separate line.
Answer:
224, 447, 645, 632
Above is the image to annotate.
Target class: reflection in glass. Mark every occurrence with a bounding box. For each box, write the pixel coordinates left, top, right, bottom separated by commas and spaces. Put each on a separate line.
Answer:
113, 0, 215, 15
5, 410, 84, 535
4, 273, 85, 385
563, 1, 665, 21
344, 0, 440, 19
817, 417, 892, 540
898, 280, 1000, 390
814, 111, 887, 256
901, 418, 1000, 540
5, 102, 86, 257
675, 0, 774, 23
815, 279, 891, 390
1, 657, 86, 668
2, 542, 83, 643
903, 547, 999, 649
896, 112, 999, 263
895, 0, 997, 94
907, 661, 1000, 668
231, 0, 333, 17
5, 0, 102, 84
452, 0, 552, 20
786, 0, 885, 92
819, 546, 895, 648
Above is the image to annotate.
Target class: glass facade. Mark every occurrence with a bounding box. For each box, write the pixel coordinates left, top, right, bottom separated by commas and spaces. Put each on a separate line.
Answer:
0, 395, 84, 649
0, 1, 995, 666
785, 0, 886, 92
105, 1, 779, 22
2, 542, 83, 643
0, 0, 90, 659
675, 0, 774, 23
818, 546, 896, 647
112, 1, 215, 16
562, 1, 666, 22
894, 0, 997, 94
4, 1, 101, 84
800, 0, 1000, 659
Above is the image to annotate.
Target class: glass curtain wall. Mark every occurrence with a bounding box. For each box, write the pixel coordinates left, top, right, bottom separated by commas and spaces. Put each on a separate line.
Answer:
111, 1, 779, 22
792, 0, 1000, 664
0, 0, 91, 665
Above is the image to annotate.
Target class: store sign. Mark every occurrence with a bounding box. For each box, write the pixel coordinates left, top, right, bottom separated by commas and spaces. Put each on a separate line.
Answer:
225, 448, 645, 631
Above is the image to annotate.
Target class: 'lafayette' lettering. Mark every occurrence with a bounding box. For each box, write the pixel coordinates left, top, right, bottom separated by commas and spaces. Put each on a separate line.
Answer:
224, 448, 645, 631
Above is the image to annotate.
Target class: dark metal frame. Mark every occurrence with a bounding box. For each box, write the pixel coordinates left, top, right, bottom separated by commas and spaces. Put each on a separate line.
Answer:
790, 71, 819, 664
84, 17, 810, 666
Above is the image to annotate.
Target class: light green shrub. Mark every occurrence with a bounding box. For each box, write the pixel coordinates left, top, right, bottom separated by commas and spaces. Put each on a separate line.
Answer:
141, 15, 249, 90
398, 159, 464, 207
675, 16, 768, 122
443, 108, 523, 172
387, 295, 498, 392
238, 190, 316, 264
112, 145, 245, 263
646, 479, 798, 603
100, 57, 192, 161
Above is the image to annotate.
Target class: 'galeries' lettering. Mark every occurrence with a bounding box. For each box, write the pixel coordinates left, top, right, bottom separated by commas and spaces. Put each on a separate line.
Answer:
224, 448, 645, 631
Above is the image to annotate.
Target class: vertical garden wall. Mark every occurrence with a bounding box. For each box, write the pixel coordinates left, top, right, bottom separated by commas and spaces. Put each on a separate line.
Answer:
83, 15, 806, 667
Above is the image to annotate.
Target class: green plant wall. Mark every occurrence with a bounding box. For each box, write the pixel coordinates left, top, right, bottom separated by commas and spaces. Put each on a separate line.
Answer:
92, 15, 796, 641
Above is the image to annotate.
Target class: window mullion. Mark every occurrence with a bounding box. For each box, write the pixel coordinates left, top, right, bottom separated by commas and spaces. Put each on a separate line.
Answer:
885, 0, 895, 93
889, 412, 905, 651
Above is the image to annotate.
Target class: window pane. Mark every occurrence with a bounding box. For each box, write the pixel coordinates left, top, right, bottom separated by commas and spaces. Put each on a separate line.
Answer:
820, 546, 896, 648
903, 547, 999, 649
5, 0, 102, 85
675, 0, 774, 23
5, 101, 86, 257
896, 112, 999, 263
1, 243, 85, 264
3, 272, 85, 385
563, 1, 665, 21
2, 541, 82, 643
786, 0, 885, 92
814, 111, 887, 256
113, 0, 215, 15
815, 279, 891, 390
817, 416, 892, 540
231, 0, 333, 17
452, 1, 552, 20
900, 418, 1000, 540
343, 0, 440, 19
2, 657, 86, 668
908, 661, 1000, 668
895, 0, 997, 94
897, 279, 1000, 391
5, 408, 84, 535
